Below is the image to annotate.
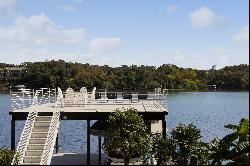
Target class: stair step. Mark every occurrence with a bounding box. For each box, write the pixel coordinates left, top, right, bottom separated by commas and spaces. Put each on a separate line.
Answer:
21, 163, 40, 165
27, 144, 45, 150
29, 138, 46, 144
38, 112, 53, 116
32, 126, 49, 132
36, 116, 52, 121
25, 150, 43, 156
23, 156, 41, 163
34, 121, 51, 127
31, 132, 48, 138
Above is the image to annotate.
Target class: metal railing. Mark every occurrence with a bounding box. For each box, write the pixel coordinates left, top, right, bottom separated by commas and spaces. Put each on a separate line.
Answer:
11, 91, 39, 165
40, 88, 62, 165
10, 88, 57, 111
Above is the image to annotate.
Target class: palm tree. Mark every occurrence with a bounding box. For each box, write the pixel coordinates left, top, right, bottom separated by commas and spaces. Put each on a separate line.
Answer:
210, 118, 249, 165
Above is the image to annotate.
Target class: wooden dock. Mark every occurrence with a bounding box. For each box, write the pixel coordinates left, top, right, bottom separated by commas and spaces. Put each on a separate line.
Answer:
9, 87, 168, 165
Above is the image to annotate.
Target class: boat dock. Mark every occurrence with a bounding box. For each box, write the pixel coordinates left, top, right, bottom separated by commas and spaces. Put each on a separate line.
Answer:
9, 87, 168, 165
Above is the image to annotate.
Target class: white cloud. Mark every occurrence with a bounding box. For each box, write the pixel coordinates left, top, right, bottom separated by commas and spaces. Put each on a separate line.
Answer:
60, 5, 76, 12
189, 7, 224, 28
232, 24, 249, 48
89, 37, 121, 54
0, 0, 16, 17
0, 14, 86, 47
0, 48, 88, 64
167, 5, 179, 13
0, 13, 87, 64
213, 48, 230, 67
56, 0, 82, 12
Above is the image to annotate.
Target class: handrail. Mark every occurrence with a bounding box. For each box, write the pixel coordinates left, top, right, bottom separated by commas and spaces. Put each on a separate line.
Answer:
40, 87, 62, 165
11, 91, 39, 165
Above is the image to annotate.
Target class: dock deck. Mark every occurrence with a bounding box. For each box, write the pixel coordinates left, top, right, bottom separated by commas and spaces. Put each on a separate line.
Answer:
10, 100, 167, 120
9, 87, 168, 165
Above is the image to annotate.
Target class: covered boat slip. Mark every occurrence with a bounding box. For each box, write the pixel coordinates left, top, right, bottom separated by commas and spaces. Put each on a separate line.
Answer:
9, 87, 168, 165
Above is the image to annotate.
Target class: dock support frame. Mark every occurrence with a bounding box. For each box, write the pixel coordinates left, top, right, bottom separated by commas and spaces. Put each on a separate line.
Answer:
162, 117, 166, 138
87, 120, 90, 165
11, 117, 15, 150
98, 137, 102, 165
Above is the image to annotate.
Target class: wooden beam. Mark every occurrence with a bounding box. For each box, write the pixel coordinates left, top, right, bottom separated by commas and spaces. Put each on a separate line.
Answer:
162, 118, 166, 138
11, 117, 15, 150
87, 120, 90, 165
98, 137, 102, 165
56, 133, 59, 154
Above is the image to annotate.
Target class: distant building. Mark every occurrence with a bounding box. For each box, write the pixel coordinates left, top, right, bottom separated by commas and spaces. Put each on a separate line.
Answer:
0, 67, 25, 78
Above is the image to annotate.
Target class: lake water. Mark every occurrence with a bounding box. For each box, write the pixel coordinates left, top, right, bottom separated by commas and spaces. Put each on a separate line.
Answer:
0, 91, 249, 153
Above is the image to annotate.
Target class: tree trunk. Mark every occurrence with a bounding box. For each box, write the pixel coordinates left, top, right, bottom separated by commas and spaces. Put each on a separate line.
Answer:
124, 157, 130, 165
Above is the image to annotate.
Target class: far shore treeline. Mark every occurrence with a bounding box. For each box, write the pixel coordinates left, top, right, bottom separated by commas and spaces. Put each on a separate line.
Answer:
0, 60, 249, 90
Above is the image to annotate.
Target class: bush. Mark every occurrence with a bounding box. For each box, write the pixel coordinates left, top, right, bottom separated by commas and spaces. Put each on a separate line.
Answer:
152, 123, 210, 165
103, 108, 149, 165
210, 118, 249, 165
0, 147, 18, 165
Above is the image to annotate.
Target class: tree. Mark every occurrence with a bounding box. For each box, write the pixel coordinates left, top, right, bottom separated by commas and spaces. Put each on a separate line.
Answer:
152, 123, 210, 165
103, 108, 149, 165
210, 118, 249, 165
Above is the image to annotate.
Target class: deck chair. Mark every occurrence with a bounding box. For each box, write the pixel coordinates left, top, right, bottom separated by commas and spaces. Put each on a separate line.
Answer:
76, 87, 87, 105
107, 89, 117, 99
138, 89, 148, 99
64, 87, 75, 105
90, 87, 96, 102
122, 89, 132, 99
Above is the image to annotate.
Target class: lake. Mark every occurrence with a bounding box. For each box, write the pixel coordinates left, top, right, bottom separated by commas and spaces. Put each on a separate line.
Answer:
0, 91, 249, 153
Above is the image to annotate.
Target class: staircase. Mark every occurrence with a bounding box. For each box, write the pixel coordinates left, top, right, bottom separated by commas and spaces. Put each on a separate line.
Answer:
22, 113, 53, 165
13, 88, 63, 165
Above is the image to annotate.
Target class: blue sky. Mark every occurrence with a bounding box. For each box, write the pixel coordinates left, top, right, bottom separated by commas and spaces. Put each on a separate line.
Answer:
0, 0, 249, 69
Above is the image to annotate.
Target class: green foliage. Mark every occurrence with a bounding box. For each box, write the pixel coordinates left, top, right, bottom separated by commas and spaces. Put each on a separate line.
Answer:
152, 135, 176, 165
0, 61, 248, 90
152, 123, 210, 165
0, 147, 18, 165
103, 108, 149, 165
210, 118, 249, 165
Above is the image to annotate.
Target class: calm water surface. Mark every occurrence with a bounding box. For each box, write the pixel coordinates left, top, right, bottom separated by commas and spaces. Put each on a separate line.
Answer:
0, 91, 249, 153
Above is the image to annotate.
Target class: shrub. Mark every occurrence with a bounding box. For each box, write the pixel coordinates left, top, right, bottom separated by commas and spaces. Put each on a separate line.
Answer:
152, 123, 210, 165
0, 147, 18, 165
103, 108, 149, 165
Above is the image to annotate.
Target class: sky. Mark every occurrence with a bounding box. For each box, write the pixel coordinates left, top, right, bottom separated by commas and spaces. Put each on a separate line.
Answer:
0, 0, 249, 69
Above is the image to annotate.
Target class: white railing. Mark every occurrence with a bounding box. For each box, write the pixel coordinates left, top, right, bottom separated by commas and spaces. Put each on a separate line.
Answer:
40, 88, 62, 165
10, 88, 57, 111
12, 91, 39, 165
37, 88, 57, 105
10, 88, 34, 111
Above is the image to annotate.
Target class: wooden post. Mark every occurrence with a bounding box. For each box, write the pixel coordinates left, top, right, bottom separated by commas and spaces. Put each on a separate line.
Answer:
56, 133, 59, 154
98, 137, 102, 165
87, 120, 90, 165
11, 117, 15, 150
162, 118, 166, 138
148, 120, 151, 134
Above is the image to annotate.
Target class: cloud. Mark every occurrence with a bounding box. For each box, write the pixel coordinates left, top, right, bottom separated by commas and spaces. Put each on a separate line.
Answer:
0, 14, 86, 47
0, 0, 16, 17
0, 13, 87, 64
232, 24, 249, 48
189, 7, 224, 28
60, 5, 76, 12
167, 5, 179, 13
0, 47, 88, 64
89, 37, 121, 54
56, 0, 82, 12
